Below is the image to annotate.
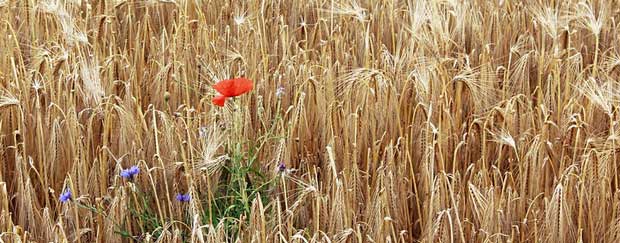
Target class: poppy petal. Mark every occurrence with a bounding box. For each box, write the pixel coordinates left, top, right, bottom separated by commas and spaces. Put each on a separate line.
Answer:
213, 79, 236, 97
231, 78, 253, 96
212, 95, 227, 106
213, 78, 253, 97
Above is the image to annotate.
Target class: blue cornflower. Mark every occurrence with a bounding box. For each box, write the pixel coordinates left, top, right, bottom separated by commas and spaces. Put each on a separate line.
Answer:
276, 86, 285, 97
120, 165, 140, 180
175, 193, 191, 202
199, 127, 208, 138
59, 189, 72, 203
278, 162, 286, 173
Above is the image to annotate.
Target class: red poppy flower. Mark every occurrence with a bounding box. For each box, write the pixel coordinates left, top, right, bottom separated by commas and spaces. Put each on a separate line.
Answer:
212, 78, 253, 106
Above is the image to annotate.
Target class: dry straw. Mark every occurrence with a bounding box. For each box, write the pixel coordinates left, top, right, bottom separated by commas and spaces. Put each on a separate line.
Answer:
2, 0, 620, 242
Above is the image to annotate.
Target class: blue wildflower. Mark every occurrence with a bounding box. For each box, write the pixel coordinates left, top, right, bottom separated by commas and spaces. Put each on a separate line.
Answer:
120, 165, 140, 180
120, 170, 131, 178
278, 162, 286, 173
276, 86, 285, 97
129, 165, 140, 175
59, 189, 72, 203
199, 127, 208, 138
175, 193, 191, 202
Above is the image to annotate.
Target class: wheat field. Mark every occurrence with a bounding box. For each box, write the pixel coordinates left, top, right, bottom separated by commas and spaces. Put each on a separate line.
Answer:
1, 0, 620, 242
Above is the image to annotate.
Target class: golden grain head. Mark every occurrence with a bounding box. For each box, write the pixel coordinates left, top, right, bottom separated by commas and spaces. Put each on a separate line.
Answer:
3, 0, 620, 242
